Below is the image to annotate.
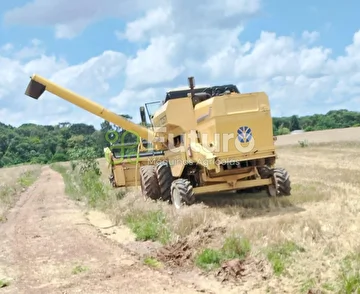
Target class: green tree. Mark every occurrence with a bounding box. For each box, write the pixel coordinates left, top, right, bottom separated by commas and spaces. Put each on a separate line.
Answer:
290, 115, 300, 131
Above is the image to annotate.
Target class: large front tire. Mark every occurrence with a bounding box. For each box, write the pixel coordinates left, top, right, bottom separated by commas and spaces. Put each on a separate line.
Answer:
155, 161, 173, 201
170, 178, 195, 209
139, 165, 161, 200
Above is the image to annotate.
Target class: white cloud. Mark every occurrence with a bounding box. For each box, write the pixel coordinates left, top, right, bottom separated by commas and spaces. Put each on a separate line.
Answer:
302, 30, 320, 44
50, 50, 127, 95
118, 0, 259, 88
1, 43, 13, 52
125, 36, 186, 89
1, 0, 360, 128
116, 7, 172, 42
3, 0, 164, 39
54, 20, 91, 39
2, 27, 360, 127
0, 45, 127, 127
0, 39, 45, 60
113, 26, 360, 118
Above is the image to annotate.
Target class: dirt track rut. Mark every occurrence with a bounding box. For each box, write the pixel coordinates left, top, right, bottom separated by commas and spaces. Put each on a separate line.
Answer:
0, 166, 204, 294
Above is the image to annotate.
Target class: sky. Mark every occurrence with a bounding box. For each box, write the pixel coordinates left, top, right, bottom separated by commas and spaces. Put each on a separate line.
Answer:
1, 0, 360, 129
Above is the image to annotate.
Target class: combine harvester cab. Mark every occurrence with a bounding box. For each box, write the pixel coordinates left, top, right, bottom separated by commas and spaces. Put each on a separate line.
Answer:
24, 74, 291, 209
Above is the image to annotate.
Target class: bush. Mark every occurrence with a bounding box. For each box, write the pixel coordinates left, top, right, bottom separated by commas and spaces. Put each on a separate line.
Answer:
298, 139, 309, 148
276, 127, 291, 135
67, 147, 101, 176
52, 147, 108, 208
51, 153, 68, 163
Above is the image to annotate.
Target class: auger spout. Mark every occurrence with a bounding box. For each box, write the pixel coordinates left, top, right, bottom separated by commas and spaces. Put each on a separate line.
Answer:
24, 74, 157, 143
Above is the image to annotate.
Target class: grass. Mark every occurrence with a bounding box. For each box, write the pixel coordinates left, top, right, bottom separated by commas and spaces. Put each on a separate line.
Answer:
50, 164, 79, 199
265, 240, 305, 276
0, 164, 41, 221
338, 252, 360, 293
51, 161, 174, 245
51, 139, 360, 293
17, 171, 39, 188
289, 181, 331, 204
71, 264, 89, 275
195, 249, 223, 271
195, 235, 251, 271
51, 163, 117, 209
300, 278, 316, 293
124, 210, 171, 244
0, 279, 9, 288
144, 257, 163, 268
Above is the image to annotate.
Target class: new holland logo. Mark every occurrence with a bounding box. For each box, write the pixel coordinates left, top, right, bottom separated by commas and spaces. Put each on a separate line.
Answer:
237, 126, 255, 153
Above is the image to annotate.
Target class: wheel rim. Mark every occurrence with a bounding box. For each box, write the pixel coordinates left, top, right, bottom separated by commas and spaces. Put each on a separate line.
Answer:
171, 188, 182, 209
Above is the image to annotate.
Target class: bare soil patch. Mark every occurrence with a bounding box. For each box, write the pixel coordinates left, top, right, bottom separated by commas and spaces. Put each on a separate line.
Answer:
156, 225, 227, 267
0, 166, 209, 294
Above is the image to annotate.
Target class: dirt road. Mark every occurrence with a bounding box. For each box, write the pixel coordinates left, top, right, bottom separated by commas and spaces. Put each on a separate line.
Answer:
0, 166, 205, 294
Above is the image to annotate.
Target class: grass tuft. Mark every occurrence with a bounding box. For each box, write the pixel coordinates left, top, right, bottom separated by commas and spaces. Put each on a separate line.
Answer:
195, 248, 223, 271
0, 279, 9, 288
144, 257, 163, 268
124, 210, 171, 244
72, 264, 89, 275
195, 235, 251, 271
266, 240, 305, 276
338, 252, 360, 293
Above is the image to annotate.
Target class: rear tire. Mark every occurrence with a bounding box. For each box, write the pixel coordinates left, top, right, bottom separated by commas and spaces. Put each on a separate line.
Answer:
139, 165, 161, 200
155, 161, 173, 201
275, 168, 291, 196
266, 167, 291, 197
170, 178, 195, 209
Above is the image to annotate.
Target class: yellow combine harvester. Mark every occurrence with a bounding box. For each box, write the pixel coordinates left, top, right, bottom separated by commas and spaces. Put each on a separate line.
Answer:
25, 74, 291, 209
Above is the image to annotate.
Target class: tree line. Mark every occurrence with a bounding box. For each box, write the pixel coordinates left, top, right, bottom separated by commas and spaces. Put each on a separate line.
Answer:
0, 114, 138, 168
273, 109, 360, 135
0, 109, 359, 167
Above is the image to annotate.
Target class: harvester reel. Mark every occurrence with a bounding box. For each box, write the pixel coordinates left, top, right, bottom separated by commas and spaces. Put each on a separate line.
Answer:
139, 165, 161, 200
267, 167, 291, 197
155, 161, 173, 201
170, 178, 195, 209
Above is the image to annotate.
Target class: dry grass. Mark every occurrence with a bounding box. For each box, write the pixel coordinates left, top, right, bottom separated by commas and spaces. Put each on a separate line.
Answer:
101, 137, 360, 293
227, 139, 360, 293
0, 164, 41, 185
275, 126, 360, 146
0, 164, 42, 221
53, 127, 360, 293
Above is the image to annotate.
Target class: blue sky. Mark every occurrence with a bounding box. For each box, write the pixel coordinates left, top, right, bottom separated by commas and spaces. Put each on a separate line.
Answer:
0, 0, 360, 128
